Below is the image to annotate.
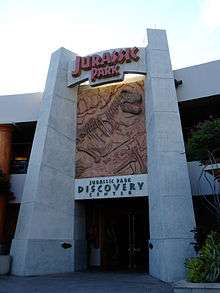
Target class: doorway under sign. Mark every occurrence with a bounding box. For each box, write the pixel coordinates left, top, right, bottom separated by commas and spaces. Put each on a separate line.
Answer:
84, 197, 149, 272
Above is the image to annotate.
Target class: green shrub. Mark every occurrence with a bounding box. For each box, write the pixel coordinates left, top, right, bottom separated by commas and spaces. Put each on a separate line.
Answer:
186, 118, 220, 164
186, 231, 220, 282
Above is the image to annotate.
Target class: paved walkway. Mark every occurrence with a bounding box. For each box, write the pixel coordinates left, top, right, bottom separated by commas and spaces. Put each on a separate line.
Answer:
0, 272, 173, 293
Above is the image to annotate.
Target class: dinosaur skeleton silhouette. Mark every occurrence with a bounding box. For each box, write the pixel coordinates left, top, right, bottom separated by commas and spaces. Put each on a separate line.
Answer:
76, 84, 147, 178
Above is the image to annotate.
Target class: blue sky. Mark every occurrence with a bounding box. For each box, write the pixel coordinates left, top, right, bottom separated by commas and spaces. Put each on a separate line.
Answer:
0, 0, 220, 94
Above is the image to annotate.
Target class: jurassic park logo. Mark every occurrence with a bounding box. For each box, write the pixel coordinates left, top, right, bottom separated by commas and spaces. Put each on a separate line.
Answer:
72, 47, 140, 82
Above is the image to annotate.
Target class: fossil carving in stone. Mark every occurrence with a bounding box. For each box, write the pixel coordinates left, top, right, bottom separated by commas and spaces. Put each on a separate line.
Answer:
75, 81, 147, 178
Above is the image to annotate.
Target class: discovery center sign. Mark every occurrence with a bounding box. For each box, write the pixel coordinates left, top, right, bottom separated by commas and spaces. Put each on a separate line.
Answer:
74, 174, 147, 200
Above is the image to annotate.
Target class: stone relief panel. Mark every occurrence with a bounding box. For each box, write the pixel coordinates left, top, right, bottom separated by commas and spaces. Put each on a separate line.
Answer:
75, 80, 147, 178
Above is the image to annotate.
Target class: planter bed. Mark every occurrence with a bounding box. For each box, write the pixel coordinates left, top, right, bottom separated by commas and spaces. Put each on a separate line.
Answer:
173, 280, 220, 293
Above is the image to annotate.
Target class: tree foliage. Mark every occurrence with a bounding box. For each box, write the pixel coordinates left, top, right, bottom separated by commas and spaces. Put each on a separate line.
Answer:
186, 118, 220, 164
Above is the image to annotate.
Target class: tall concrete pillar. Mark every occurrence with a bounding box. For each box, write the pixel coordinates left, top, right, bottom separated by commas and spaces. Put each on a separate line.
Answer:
145, 29, 196, 282
11, 48, 78, 275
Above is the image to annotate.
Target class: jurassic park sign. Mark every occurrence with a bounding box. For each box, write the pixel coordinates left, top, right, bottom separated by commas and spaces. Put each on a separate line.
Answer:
71, 47, 140, 83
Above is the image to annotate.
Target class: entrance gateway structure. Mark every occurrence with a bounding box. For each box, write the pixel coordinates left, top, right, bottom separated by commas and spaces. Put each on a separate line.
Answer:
10, 29, 196, 282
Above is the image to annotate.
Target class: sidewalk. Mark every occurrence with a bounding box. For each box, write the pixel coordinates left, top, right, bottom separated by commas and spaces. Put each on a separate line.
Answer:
0, 272, 173, 293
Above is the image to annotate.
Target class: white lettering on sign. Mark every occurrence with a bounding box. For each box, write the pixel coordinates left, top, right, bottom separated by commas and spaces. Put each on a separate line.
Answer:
74, 174, 148, 200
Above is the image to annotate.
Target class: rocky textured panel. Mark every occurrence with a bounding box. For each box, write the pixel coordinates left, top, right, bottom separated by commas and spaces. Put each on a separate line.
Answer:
75, 81, 147, 178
